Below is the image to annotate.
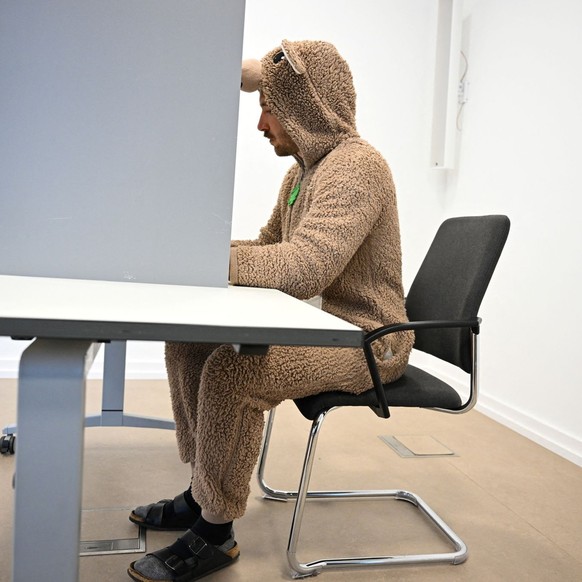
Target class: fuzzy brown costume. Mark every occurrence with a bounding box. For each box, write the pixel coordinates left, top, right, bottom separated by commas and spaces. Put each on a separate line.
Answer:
166, 40, 413, 520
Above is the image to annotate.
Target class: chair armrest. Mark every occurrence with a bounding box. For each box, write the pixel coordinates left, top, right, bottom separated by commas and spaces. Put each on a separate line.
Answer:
362, 317, 482, 419
365, 317, 481, 344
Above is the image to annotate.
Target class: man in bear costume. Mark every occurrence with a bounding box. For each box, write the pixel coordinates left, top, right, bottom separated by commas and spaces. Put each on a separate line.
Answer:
128, 40, 413, 581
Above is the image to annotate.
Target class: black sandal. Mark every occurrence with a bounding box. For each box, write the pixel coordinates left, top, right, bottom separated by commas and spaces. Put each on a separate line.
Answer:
127, 529, 239, 582
129, 492, 199, 531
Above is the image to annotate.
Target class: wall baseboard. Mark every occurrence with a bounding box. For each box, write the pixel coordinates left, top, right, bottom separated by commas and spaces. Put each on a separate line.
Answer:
88, 360, 167, 380
0, 357, 167, 381
2, 355, 581, 468
474, 393, 582, 468
0, 359, 22, 379
425, 364, 582, 468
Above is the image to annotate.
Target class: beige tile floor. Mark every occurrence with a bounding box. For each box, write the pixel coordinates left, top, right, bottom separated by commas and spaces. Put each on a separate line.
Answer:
1, 378, 581, 582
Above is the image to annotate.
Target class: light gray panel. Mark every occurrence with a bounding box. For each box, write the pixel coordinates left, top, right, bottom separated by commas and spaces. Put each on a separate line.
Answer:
0, 0, 245, 287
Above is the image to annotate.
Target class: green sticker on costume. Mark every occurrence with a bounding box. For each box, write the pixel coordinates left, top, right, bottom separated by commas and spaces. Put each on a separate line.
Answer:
288, 183, 301, 206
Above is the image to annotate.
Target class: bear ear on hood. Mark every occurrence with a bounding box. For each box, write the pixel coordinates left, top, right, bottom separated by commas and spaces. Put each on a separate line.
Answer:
241, 59, 261, 92
280, 39, 306, 75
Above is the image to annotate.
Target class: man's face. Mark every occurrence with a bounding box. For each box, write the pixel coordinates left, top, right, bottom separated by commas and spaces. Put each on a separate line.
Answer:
257, 93, 299, 157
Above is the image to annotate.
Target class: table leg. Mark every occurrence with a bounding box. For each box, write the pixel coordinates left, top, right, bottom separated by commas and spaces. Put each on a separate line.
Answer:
85, 340, 126, 427
84, 340, 175, 430
13, 339, 99, 582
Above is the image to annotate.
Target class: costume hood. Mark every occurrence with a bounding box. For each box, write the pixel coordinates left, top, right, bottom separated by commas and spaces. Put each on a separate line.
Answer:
241, 40, 359, 167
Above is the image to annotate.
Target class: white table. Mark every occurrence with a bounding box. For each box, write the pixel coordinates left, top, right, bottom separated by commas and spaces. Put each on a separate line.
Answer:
0, 275, 363, 582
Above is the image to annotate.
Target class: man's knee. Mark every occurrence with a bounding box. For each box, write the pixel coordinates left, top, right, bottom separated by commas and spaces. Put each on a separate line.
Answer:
165, 343, 221, 393
200, 345, 277, 407
166, 342, 216, 367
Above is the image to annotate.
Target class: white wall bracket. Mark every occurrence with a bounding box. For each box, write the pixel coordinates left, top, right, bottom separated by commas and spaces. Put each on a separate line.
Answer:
431, 0, 463, 169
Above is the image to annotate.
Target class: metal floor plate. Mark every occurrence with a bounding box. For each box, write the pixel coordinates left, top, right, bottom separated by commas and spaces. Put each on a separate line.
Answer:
379, 435, 456, 458
79, 532, 145, 556
80, 507, 146, 556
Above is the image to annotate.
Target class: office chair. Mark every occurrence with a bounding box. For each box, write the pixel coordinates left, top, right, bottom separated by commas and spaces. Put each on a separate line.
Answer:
257, 214, 511, 578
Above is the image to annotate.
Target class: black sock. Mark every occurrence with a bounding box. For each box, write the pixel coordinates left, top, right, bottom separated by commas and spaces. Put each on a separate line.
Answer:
184, 486, 202, 514
191, 515, 233, 546
162, 486, 201, 521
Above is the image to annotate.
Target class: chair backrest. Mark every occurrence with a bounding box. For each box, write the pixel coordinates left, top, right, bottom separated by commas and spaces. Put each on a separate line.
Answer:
405, 215, 510, 373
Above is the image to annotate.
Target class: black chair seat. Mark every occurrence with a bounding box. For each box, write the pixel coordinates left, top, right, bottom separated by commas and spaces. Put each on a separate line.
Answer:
294, 365, 462, 421
258, 216, 510, 577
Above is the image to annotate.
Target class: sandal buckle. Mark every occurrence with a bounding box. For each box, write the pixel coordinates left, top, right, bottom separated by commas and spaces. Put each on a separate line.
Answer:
164, 553, 184, 572
186, 533, 213, 559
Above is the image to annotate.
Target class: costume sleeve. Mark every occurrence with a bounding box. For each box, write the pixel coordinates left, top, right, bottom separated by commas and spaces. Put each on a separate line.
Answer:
229, 166, 301, 282
230, 165, 300, 248
229, 204, 281, 282
230, 147, 392, 299
230, 204, 282, 248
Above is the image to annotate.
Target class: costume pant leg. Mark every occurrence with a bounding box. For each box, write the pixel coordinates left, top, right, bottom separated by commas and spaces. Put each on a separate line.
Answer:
188, 343, 372, 520
165, 342, 219, 464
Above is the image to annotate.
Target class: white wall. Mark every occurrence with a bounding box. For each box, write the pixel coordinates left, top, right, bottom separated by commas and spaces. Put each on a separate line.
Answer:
3, 0, 581, 466
434, 0, 582, 465
233, 0, 444, 283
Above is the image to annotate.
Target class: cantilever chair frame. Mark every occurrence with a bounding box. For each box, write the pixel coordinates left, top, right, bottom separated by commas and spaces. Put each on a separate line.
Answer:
257, 318, 480, 579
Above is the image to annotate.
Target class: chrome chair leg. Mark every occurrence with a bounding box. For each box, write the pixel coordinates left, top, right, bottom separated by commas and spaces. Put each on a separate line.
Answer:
257, 407, 295, 501
257, 406, 468, 578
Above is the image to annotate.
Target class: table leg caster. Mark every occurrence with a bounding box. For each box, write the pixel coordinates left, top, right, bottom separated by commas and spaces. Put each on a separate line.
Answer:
0, 434, 16, 455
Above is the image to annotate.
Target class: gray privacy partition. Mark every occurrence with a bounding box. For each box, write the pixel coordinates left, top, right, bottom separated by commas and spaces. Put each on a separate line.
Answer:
0, 0, 246, 458
0, 0, 245, 287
